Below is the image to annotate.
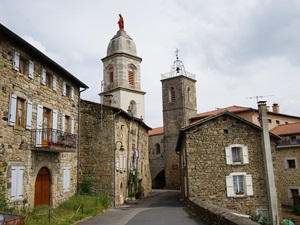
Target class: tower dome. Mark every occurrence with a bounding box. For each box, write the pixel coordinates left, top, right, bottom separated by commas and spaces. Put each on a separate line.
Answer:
106, 30, 137, 56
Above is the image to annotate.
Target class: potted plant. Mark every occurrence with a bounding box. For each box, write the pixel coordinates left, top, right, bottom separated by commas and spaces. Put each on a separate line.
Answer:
135, 185, 144, 199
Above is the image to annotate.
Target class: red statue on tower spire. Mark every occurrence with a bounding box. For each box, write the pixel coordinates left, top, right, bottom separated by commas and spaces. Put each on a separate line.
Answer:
118, 14, 124, 30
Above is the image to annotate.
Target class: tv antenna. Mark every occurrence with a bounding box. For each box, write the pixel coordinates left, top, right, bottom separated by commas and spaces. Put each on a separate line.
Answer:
247, 95, 274, 103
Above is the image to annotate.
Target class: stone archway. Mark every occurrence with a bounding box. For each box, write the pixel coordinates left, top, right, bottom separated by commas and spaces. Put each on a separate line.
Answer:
153, 170, 165, 189
34, 167, 51, 206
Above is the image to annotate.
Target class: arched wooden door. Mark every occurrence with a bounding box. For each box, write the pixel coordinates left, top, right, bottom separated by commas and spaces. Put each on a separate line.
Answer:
34, 167, 51, 206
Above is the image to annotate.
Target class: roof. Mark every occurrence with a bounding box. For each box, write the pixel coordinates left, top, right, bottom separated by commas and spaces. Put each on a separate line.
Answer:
176, 111, 281, 153
148, 127, 164, 136
81, 99, 152, 131
271, 122, 300, 136
0, 23, 88, 88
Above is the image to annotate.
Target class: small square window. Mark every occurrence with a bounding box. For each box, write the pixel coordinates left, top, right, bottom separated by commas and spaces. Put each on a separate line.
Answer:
276, 120, 280, 125
268, 119, 272, 123
291, 189, 299, 196
287, 159, 296, 168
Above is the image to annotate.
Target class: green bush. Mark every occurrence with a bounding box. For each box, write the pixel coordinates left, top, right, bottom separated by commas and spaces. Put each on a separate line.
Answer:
80, 176, 92, 195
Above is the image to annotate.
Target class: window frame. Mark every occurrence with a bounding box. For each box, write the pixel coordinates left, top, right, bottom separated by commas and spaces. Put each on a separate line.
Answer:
226, 172, 253, 197
225, 144, 249, 165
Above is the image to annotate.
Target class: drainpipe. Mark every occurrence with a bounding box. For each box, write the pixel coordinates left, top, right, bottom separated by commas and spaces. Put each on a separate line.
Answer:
77, 87, 88, 193
113, 110, 122, 207
258, 101, 279, 225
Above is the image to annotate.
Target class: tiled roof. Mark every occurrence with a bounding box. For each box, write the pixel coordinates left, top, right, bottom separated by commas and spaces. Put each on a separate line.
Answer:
194, 105, 254, 118
149, 127, 164, 136
271, 122, 300, 136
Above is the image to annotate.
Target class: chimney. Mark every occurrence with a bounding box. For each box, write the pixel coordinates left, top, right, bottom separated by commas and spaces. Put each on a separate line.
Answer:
272, 103, 279, 113
258, 101, 279, 225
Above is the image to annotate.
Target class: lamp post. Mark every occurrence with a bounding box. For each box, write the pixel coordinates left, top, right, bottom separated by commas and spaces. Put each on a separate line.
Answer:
114, 140, 125, 207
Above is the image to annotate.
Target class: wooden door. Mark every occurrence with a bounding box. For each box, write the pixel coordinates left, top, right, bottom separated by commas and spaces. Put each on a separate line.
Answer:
34, 167, 50, 206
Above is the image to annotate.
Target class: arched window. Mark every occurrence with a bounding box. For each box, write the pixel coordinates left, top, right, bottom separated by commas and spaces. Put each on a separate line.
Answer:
169, 87, 176, 102
109, 66, 114, 84
155, 143, 161, 155
128, 66, 135, 85
128, 100, 136, 116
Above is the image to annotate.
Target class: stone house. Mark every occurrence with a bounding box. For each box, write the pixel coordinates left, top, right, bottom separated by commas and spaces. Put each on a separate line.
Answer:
175, 110, 281, 221
80, 100, 151, 206
0, 24, 88, 208
271, 122, 300, 206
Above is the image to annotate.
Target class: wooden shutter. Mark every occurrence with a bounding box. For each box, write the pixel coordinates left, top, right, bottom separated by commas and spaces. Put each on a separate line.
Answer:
70, 117, 75, 134
71, 86, 74, 100
36, 104, 43, 147
26, 100, 33, 130
41, 68, 46, 85
225, 147, 232, 165
52, 75, 57, 91
245, 175, 253, 196
226, 176, 234, 197
62, 81, 66, 96
28, 60, 34, 79
8, 94, 17, 126
13, 51, 20, 71
243, 146, 249, 164
61, 114, 65, 133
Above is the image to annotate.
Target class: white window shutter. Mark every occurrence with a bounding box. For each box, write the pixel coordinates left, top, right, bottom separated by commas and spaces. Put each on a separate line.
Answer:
63, 168, 67, 192
17, 167, 24, 199
71, 86, 74, 100
226, 176, 234, 197
120, 153, 123, 171
243, 146, 249, 164
61, 114, 65, 133
13, 51, 20, 71
26, 100, 32, 130
52, 110, 58, 142
225, 147, 232, 165
8, 94, 17, 126
70, 117, 75, 134
123, 155, 126, 172
62, 81, 66, 96
41, 68, 46, 85
245, 175, 253, 196
28, 60, 34, 79
36, 104, 43, 147
11, 166, 17, 200
67, 167, 71, 192
52, 75, 57, 91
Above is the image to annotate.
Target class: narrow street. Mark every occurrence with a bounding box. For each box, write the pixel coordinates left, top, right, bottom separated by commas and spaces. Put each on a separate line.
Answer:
75, 190, 207, 225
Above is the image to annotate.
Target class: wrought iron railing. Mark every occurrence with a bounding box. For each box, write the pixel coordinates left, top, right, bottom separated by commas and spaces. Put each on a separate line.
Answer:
277, 138, 300, 146
31, 128, 76, 150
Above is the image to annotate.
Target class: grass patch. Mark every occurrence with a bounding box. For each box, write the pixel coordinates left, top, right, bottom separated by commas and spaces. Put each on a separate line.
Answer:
21, 194, 111, 225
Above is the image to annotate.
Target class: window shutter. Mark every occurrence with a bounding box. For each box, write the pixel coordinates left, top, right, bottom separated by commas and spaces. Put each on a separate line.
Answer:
8, 94, 17, 126
119, 153, 123, 171
17, 167, 24, 199
62, 81, 66, 96
63, 168, 67, 192
28, 60, 34, 79
11, 166, 17, 200
26, 100, 33, 130
245, 175, 253, 196
13, 51, 20, 71
52, 110, 58, 142
225, 147, 232, 165
123, 155, 126, 171
67, 167, 71, 192
52, 75, 57, 91
71, 86, 74, 100
70, 117, 75, 134
36, 104, 43, 147
243, 146, 249, 164
226, 176, 234, 197
41, 68, 46, 85
61, 114, 65, 133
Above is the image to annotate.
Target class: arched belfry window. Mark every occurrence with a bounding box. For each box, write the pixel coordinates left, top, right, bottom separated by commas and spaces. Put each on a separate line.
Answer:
128, 100, 136, 116
109, 66, 114, 84
169, 87, 176, 103
155, 143, 161, 155
128, 66, 135, 85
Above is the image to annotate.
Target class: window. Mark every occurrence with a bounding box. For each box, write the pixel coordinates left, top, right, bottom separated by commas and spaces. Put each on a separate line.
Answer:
225, 144, 249, 165
13, 51, 34, 78
257, 209, 269, 222
61, 114, 74, 134
291, 136, 297, 143
291, 189, 299, 196
276, 120, 280, 125
45, 72, 52, 88
8, 94, 32, 129
155, 143, 161, 155
128, 100, 136, 116
286, 158, 297, 169
109, 66, 114, 84
128, 67, 134, 85
169, 87, 176, 102
11, 166, 24, 200
62, 82, 74, 100
63, 167, 71, 193
226, 172, 253, 197
288, 188, 300, 198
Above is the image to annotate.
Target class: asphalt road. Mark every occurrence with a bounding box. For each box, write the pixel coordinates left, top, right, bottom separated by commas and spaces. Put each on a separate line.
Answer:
75, 190, 207, 225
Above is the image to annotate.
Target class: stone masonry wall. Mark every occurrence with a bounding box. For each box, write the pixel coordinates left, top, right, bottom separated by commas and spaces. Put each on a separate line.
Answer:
149, 133, 164, 188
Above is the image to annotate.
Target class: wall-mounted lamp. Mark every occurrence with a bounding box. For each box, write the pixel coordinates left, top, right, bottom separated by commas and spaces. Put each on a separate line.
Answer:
115, 141, 125, 151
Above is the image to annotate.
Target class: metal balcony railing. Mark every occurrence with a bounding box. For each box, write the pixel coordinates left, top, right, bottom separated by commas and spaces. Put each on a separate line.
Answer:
277, 138, 300, 147
31, 129, 76, 152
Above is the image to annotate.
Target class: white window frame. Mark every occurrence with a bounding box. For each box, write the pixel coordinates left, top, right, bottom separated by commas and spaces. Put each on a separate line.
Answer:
226, 172, 253, 197
225, 144, 249, 165
11, 166, 24, 201
287, 187, 300, 198
285, 157, 297, 169
63, 167, 71, 193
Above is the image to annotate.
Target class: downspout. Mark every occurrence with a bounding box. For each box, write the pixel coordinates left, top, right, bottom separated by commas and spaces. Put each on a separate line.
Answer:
77, 87, 88, 193
113, 110, 122, 207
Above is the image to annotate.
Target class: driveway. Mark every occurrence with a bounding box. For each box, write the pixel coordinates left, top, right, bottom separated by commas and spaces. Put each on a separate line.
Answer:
74, 190, 207, 225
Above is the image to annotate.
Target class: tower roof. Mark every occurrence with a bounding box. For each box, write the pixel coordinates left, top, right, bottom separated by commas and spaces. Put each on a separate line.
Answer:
106, 30, 138, 56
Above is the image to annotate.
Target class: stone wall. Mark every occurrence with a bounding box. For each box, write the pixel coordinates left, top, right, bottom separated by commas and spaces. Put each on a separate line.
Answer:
0, 32, 81, 208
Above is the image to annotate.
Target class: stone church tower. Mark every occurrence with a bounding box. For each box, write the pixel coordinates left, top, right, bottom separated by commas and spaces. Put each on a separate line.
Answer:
100, 17, 146, 119
161, 51, 197, 189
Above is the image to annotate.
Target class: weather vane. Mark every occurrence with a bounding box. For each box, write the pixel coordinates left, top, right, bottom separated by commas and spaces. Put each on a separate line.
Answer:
175, 48, 179, 60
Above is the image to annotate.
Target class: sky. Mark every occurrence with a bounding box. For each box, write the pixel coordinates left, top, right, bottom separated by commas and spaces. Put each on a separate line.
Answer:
1, 0, 300, 128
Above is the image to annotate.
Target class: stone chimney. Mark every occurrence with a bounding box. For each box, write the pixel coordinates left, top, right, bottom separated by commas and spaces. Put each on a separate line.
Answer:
272, 103, 280, 113
258, 101, 279, 225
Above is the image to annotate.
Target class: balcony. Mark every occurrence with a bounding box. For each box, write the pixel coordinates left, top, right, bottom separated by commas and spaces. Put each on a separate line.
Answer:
277, 138, 300, 148
31, 129, 76, 153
